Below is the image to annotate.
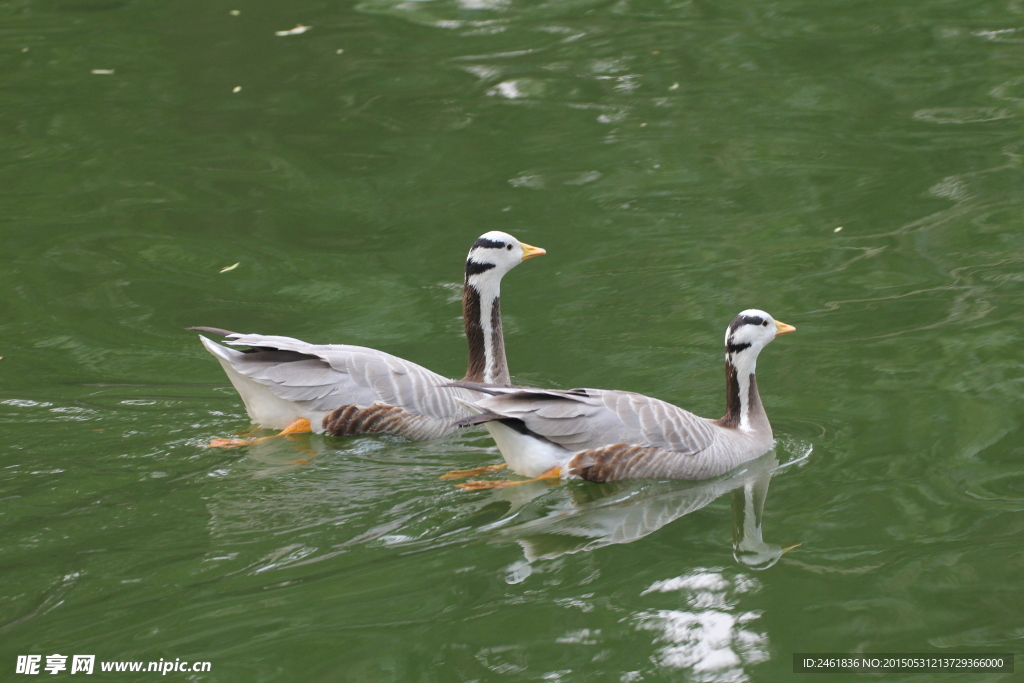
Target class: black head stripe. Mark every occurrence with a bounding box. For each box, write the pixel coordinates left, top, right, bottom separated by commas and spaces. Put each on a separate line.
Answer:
472, 237, 507, 250
465, 260, 496, 276
727, 342, 752, 354
728, 314, 766, 334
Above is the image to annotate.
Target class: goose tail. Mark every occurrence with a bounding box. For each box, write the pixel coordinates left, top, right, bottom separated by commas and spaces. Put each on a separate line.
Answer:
453, 398, 505, 428
188, 326, 240, 338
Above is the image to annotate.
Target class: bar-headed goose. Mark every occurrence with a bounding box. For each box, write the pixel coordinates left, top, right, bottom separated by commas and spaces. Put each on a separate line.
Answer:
448, 310, 794, 487
193, 231, 545, 445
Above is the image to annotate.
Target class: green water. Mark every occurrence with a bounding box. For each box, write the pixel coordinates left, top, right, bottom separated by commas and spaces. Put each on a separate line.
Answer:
3, 0, 1024, 680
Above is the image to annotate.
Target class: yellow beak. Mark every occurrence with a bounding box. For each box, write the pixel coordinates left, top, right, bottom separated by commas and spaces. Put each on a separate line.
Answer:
520, 242, 546, 260
775, 320, 796, 336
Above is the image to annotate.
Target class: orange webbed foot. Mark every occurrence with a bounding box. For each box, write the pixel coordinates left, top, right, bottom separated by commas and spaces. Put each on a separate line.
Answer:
454, 467, 563, 491
278, 417, 312, 436
208, 437, 259, 448
455, 479, 518, 491
207, 418, 313, 449
440, 463, 508, 480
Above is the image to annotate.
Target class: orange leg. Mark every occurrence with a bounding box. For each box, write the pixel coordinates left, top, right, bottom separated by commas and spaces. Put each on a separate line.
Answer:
208, 417, 312, 448
440, 463, 508, 480
456, 466, 563, 491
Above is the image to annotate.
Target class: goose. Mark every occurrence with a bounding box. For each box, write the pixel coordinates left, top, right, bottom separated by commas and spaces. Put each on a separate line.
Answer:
192, 231, 545, 446
446, 310, 794, 487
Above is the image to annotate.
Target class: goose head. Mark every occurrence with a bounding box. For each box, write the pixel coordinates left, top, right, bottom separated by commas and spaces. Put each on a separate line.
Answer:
724, 309, 795, 374
460, 231, 545, 385
465, 231, 545, 289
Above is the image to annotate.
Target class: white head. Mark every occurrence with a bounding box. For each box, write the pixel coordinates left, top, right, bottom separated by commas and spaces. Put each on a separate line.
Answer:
461, 231, 545, 385
724, 309, 796, 374
465, 231, 545, 292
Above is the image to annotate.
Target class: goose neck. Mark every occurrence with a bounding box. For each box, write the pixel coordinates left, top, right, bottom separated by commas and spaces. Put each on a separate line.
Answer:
462, 277, 509, 385
717, 351, 765, 432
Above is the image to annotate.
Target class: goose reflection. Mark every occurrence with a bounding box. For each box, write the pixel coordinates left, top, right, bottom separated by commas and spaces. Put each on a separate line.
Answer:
730, 460, 799, 570
488, 448, 803, 568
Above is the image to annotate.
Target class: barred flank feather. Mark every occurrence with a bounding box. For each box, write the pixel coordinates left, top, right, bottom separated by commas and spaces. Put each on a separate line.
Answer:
322, 403, 439, 440
569, 444, 664, 482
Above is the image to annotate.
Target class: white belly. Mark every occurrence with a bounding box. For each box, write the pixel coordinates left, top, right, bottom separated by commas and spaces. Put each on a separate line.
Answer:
216, 358, 328, 432
484, 421, 573, 478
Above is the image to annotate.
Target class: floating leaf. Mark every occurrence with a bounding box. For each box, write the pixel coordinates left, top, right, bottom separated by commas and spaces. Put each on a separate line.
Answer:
220, 263, 240, 273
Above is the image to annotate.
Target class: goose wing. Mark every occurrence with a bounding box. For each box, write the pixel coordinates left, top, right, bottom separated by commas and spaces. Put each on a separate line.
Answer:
201, 333, 461, 419
469, 385, 718, 455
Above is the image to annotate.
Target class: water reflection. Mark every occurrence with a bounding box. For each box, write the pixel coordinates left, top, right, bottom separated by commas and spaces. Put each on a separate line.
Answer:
196, 435, 806, 683
637, 568, 769, 681
730, 463, 795, 571
492, 447, 806, 569
625, 453, 803, 681
201, 434, 807, 576
484, 449, 806, 681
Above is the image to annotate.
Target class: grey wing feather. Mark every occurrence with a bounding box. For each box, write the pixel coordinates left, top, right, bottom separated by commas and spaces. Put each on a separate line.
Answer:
210, 333, 464, 419
476, 387, 718, 455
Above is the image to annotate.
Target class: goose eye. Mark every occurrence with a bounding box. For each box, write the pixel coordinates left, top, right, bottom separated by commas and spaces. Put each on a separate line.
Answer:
762, 320, 768, 326
506, 244, 513, 250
